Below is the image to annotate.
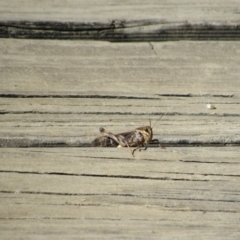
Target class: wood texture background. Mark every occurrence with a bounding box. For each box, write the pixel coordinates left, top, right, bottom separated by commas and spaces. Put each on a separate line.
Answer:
1, 1, 240, 239
1, 0, 240, 41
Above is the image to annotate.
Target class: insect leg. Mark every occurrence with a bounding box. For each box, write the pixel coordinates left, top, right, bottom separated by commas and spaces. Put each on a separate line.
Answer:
142, 143, 148, 151
124, 141, 135, 157
151, 139, 166, 149
132, 143, 148, 155
99, 127, 121, 144
132, 147, 139, 155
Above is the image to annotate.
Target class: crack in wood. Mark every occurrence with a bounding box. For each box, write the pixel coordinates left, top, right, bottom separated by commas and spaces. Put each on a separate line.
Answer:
0, 94, 159, 99
1, 20, 240, 41
0, 20, 114, 31
14, 202, 102, 207
179, 160, 240, 165
157, 94, 234, 98
0, 139, 239, 147
148, 42, 158, 57
2, 170, 239, 181
1, 110, 240, 117
1, 191, 239, 204
0, 208, 238, 220
0, 93, 234, 98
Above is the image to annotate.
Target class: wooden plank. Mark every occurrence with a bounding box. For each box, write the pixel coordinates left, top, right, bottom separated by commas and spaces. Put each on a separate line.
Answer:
1, 39, 239, 147
0, 95, 240, 147
1, 147, 240, 179
1, 218, 239, 240
1, 0, 240, 22
1, 97, 240, 114
1, 20, 240, 41
1, 0, 240, 41
0, 113, 240, 147
1, 32, 240, 239
0, 148, 240, 239
1, 40, 240, 96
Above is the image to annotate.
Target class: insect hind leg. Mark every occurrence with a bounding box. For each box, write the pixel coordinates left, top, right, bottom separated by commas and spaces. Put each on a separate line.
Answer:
124, 141, 135, 157
133, 144, 148, 155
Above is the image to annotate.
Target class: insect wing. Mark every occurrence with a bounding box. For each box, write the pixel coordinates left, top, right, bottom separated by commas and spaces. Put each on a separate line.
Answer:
91, 130, 135, 147
91, 130, 141, 147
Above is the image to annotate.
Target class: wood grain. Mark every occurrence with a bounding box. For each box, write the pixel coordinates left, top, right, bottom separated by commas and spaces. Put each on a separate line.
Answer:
1, 20, 240, 41
1, 148, 240, 239
0, 94, 239, 147
1, 36, 240, 239
1, 0, 240, 41
1, 40, 240, 96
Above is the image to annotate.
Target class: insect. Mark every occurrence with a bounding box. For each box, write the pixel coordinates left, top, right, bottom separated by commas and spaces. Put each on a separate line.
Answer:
91, 115, 165, 157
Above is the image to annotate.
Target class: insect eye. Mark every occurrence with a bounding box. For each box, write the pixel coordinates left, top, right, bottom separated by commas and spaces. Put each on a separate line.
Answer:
145, 128, 148, 132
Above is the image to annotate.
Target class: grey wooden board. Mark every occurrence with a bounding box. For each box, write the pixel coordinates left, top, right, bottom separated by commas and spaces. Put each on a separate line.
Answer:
1, 19, 240, 41
1, 39, 240, 96
0, 100, 240, 147
0, 0, 240, 41
1, 147, 240, 239
1, 0, 240, 22
1, 1, 240, 41
1, 37, 240, 239
0, 39, 240, 147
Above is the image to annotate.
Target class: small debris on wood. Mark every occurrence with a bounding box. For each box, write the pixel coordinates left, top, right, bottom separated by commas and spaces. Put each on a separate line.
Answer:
206, 103, 216, 110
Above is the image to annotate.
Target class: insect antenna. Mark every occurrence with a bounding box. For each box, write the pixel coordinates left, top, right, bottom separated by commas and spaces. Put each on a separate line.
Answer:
151, 113, 167, 129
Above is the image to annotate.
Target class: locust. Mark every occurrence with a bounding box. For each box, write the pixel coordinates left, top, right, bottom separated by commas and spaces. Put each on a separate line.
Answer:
91, 115, 165, 157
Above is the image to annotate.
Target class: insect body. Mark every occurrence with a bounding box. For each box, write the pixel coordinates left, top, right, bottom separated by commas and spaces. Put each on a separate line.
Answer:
92, 115, 165, 157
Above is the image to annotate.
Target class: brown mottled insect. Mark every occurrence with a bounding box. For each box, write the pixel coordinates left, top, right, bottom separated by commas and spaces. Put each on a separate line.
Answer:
91, 115, 165, 157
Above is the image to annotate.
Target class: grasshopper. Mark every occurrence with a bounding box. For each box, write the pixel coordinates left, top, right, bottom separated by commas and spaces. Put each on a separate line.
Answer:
91, 115, 165, 157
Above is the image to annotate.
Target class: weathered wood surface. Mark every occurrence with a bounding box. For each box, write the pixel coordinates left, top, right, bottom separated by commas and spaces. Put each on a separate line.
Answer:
1, 37, 240, 239
0, 98, 240, 147
2, 0, 240, 22
1, 19, 240, 41
1, 39, 240, 96
1, 39, 240, 148
1, 0, 240, 41
1, 147, 240, 239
